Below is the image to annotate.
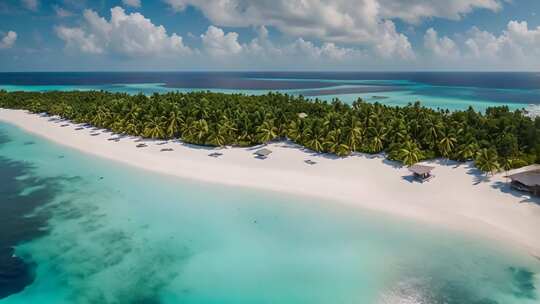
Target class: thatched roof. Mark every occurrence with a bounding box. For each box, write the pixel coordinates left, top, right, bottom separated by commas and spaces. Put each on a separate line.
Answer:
508, 170, 540, 187
409, 164, 435, 175
254, 148, 272, 156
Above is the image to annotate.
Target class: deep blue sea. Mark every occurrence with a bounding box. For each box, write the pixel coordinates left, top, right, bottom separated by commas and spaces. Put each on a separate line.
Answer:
1, 72, 540, 112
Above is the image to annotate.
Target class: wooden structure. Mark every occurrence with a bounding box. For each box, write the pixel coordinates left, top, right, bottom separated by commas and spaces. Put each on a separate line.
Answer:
408, 164, 435, 182
298, 112, 308, 119
507, 169, 540, 196
254, 148, 272, 159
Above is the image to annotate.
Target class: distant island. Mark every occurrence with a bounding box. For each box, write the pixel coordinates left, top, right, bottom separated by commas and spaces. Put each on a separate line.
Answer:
1, 90, 539, 174
370, 95, 390, 100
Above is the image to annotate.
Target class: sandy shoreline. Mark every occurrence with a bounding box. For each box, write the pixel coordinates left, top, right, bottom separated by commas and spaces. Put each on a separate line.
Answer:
1, 108, 540, 256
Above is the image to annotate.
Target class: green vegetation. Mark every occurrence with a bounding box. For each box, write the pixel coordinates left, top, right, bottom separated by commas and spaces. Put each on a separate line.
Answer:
1, 90, 539, 173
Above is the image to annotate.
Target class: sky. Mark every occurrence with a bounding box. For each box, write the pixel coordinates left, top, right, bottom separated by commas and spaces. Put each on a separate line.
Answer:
1, 0, 540, 71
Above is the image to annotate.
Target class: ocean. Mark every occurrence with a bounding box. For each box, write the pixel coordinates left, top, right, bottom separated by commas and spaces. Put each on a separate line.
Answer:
1, 72, 540, 303
1, 72, 540, 112
0, 119, 539, 303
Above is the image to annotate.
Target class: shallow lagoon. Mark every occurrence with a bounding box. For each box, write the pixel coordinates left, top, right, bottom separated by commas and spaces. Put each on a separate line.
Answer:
0, 122, 539, 304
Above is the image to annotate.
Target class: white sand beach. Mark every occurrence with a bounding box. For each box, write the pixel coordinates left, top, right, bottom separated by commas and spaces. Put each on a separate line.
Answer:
1, 108, 540, 256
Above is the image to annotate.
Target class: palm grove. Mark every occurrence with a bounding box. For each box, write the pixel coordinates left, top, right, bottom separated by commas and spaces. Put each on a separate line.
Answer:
1, 90, 539, 173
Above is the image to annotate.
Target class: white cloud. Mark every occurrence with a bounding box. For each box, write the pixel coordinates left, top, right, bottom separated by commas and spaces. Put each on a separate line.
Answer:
21, 0, 39, 11
164, 0, 504, 60
55, 27, 104, 54
464, 21, 540, 61
378, 0, 502, 24
200, 26, 242, 57
0, 31, 17, 49
319, 42, 356, 60
164, 0, 188, 12
417, 20, 540, 69
199, 25, 362, 63
49, 2, 540, 70
122, 0, 141, 8
164, 0, 412, 59
374, 20, 415, 59
54, 7, 364, 65
424, 28, 460, 59
53, 5, 74, 18
56, 7, 190, 57
288, 38, 360, 60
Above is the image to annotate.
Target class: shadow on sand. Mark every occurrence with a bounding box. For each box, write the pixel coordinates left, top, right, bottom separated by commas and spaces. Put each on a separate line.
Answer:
491, 181, 540, 205
462, 162, 493, 185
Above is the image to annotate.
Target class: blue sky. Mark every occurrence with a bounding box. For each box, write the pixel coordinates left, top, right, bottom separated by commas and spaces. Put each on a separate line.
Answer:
1, 0, 540, 71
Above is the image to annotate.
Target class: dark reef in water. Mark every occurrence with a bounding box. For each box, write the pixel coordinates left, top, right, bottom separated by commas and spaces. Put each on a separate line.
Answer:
299, 85, 400, 97
387, 264, 538, 304
0, 131, 63, 299
509, 267, 537, 300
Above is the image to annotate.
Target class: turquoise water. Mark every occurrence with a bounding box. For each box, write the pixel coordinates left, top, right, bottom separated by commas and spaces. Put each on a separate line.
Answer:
1, 80, 538, 112
2, 72, 540, 112
0, 83, 294, 99
0, 121, 539, 303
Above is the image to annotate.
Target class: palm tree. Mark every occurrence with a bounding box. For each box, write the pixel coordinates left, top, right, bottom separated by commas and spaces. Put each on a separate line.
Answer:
475, 148, 500, 175
193, 119, 209, 144
397, 140, 423, 167
305, 127, 325, 152
344, 118, 363, 151
423, 118, 443, 149
502, 157, 528, 173
323, 113, 341, 130
389, 118, 408, 144
324, 129, 341, 154
257, 119, 278, 143
124, 120, 139, 135
92, 106, 110, 128
368, 125, 386, 153
29, 101, 43, 113
111, 118, 126, 134
144, 117, 165, 139
217, 117, 236, 141
287, 119, 302, 141
166, 110, 184, 138
125, 104, 140, 123
207, 127, 227, 147
456, 141, 478, 161
192, 97, 209, 119
438, 129, 457, 159
335, 143, 351, 157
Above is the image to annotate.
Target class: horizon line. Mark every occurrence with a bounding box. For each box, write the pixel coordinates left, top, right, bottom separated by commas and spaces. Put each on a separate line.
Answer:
1, 70, 540, 73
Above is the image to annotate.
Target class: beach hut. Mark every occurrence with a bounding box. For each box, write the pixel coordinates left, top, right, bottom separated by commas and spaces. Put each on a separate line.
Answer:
254, 148, 272, 159
408, 164, 435, 182
507, 169, 540, 196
